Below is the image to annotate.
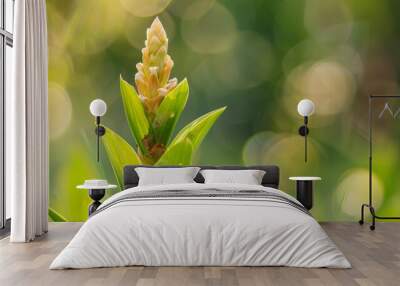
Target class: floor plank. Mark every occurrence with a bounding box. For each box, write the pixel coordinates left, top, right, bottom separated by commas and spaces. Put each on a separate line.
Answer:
0, 222, 398, 286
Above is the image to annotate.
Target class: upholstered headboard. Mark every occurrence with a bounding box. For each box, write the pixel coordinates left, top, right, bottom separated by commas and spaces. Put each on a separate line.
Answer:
123, 165, 280, 190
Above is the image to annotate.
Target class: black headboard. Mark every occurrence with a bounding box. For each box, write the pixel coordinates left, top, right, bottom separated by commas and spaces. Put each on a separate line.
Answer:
123, 165, 280, 189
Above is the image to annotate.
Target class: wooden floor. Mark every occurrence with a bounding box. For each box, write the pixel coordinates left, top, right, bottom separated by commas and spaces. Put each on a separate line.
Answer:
0, 222, 399, 286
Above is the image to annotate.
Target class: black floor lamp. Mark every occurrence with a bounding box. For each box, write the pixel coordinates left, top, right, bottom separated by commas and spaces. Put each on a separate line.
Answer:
359, 95, 400, 230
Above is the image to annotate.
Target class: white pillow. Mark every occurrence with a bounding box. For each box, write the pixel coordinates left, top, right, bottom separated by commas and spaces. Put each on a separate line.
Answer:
200, 169, 266, 185
135, 167, 200, 186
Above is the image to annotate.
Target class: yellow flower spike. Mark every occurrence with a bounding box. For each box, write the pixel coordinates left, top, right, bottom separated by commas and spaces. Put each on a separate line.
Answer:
135, 17, 176, 116
160, 55, 173, 86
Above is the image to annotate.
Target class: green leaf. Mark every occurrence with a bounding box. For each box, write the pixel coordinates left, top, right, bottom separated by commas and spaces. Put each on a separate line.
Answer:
51, 143, 100, 221
153, 79, 189, 145
172, 107, 226, 149
120, 76, 149, 154
48, 207, 67, 222
157, 107, 226, 165
102, 126, 142, 188
156, 138, 193, 166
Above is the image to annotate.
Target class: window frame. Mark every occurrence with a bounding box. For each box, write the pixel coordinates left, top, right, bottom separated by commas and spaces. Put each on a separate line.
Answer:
0, 0, 14, 231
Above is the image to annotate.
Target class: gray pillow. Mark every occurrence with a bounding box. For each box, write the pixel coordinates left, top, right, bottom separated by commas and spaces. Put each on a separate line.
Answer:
200, 169, 266, 185
135, 167, 201, 186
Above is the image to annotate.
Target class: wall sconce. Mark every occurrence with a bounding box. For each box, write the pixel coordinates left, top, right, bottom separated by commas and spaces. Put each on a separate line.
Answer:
297, 99, 315, 162
89, 99, 107, 162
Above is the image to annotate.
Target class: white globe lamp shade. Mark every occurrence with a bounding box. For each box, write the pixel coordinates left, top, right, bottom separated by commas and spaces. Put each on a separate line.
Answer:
90, 99, 107, 117
297, 99, 315, 117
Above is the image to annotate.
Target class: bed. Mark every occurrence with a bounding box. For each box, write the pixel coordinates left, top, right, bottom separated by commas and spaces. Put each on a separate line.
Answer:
50, 165, 350, 269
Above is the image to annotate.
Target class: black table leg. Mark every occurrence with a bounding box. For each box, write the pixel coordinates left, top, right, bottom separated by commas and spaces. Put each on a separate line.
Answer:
296, 181, 313, 210
88, 189, 105, 216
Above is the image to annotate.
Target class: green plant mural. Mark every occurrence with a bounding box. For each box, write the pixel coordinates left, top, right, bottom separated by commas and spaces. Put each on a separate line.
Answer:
47, 0, 400, 222
102, 18, 226, 188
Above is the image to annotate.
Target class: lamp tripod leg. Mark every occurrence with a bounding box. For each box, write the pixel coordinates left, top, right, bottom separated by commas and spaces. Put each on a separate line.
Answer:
359, 203, 367, 225
370, 206, 376, 231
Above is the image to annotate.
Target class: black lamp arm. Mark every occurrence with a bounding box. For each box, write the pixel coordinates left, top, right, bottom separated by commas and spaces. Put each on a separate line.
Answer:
305, 117, 308, 163
298, 116, 309, 162
94, 116, 106, 162
298, 117, 309, 136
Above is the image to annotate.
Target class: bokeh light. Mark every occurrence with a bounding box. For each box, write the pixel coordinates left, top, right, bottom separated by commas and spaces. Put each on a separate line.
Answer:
283, 60, 356, 119
242, 132, 286, 165
48, 83, 73, 140
46, 3, 68, 56
66, 0, 126, 55
256, 135, 319, 170
181, 2, 237, 54
120, 0, 172, 17
48, 52, 73, 86
211, 31, 275, 89
332, 46, 364, 79
335, 169, 384, 217
169, 0, 216, 20
304, 0, 352, 41
191, 60, 223, 95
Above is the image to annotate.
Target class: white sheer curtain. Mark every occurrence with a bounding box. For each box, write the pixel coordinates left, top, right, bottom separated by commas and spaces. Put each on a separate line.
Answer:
7, 0, 49, 242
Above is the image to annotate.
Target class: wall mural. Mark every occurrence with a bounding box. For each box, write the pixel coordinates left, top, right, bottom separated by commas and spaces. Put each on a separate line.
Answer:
102, 18, 225, 188
47, 0, 400, 221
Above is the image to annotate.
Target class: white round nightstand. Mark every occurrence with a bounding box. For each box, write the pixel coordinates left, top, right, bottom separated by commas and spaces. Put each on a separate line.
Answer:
77, 180, 117, 216
289, 177, 321, 210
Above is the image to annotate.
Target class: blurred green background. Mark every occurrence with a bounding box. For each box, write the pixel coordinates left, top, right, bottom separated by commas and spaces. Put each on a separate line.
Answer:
47, 0, 400, 221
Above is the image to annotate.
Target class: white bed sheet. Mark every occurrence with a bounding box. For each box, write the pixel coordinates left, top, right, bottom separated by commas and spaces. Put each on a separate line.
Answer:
50, 183, 350, 269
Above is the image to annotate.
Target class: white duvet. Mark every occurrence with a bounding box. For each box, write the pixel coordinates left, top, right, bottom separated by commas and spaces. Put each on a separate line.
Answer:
50, 183, 350, 269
